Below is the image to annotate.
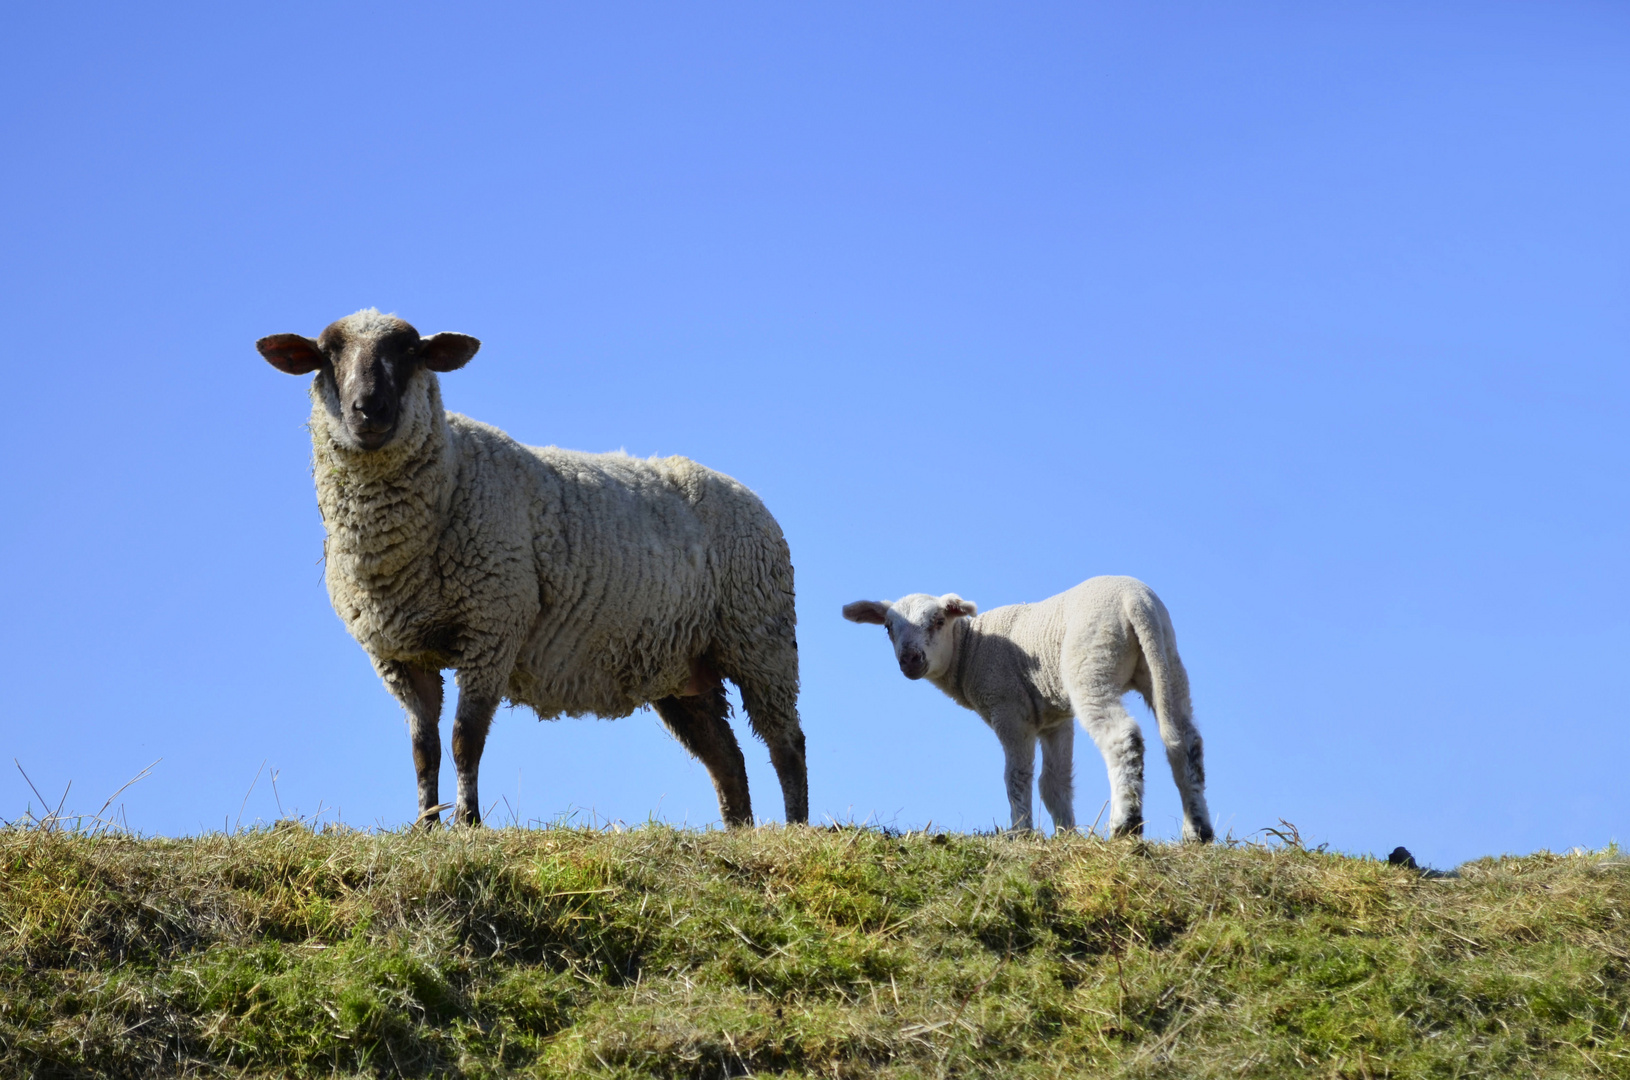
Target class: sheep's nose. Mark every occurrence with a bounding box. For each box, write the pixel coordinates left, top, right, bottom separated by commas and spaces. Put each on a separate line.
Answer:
899, 651, 927, 679
350, 403, 394, 435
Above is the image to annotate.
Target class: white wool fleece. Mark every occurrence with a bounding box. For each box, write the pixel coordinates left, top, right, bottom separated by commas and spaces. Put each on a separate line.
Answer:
309, 362, 804, 814
845, 576, 1211, 842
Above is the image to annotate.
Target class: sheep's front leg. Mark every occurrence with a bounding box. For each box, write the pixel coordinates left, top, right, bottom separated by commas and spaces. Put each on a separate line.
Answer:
1038, 722, 1076, 833
450, 677, 501, 827
378, 661, 444, 827
990, 713, 1039, 832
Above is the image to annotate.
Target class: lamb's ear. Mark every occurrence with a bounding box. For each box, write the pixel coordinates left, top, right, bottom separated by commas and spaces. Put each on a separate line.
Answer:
941, 594, 978, 619
842, 600, 889, 625
421, 332, 481, 372
257, 333, 323, 375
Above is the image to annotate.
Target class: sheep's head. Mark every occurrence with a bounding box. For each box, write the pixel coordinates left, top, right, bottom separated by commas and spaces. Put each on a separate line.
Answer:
257, 309, 480, 451
842, 593, 977, 681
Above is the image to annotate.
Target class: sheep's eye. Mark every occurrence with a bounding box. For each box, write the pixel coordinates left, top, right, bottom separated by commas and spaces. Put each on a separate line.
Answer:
932, 616, 945, 631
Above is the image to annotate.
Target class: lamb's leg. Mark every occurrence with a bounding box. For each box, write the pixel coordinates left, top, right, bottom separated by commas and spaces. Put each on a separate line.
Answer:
1134, 664, 1215, 845
655, 689, 753, 827
449, 677, 501, 827
993, 718, 1039, 832
736, 672, 809, 825
378, 661, 444, 828
1037, 722, 1076, 833
1071, 692, 1145, 838
1161, 732, 1213, 844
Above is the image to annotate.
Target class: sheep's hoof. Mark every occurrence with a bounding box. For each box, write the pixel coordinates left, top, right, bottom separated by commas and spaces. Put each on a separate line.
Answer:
414, 803, 454, 830
1109, 816, 1144, 840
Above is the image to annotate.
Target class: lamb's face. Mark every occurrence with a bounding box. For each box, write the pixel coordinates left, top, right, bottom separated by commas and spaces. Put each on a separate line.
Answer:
257, 309, 481, 452
842, 593, 978, 681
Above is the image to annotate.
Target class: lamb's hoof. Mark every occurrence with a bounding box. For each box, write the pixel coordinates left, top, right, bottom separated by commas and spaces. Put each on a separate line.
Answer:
1109, 817, 1144, 840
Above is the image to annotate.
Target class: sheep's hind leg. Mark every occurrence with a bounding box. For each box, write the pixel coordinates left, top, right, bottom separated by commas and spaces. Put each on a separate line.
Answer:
655, 687, 753, 827
736, 674, 808, 825
1133, 658, 1215, 844
1164, 731, 1214, 844
378, 661, 445, 828
1071, 691, 1146, 839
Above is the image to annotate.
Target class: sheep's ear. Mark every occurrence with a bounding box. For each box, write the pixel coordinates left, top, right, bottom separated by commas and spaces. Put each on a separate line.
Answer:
257, 333, 323, 375
942, 595, 978, 619
421, 332, 481, 372
842, 600, 889, 625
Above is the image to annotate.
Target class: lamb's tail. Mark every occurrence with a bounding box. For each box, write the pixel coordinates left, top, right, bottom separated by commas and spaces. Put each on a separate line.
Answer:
1126, 583, 1214, 843
1125, 588, 1190, 744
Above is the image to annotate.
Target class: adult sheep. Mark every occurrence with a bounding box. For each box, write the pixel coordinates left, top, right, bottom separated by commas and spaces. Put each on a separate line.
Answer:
842, 576, 1211, 841
258, 309, 807, 828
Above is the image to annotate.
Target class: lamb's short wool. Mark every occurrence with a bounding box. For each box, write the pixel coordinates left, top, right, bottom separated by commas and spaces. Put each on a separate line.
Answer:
843, 576, 1211, 841
259, 310, 806, 827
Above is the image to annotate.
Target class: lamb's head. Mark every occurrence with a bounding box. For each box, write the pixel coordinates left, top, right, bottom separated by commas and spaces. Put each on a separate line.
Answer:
842, 593, 977, 681
257, 309, 481, 451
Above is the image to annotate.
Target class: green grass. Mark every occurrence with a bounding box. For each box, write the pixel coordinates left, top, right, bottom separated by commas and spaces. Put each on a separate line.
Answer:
3, 822, 1628, 1078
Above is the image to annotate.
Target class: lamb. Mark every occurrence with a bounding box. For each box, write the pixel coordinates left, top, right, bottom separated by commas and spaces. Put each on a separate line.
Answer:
258, 309, 807, 828
842, 576, 1211, 841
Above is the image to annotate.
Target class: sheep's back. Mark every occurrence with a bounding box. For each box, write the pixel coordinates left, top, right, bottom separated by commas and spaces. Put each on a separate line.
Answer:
964, 577, 1149, 715
500, 442, 784, 719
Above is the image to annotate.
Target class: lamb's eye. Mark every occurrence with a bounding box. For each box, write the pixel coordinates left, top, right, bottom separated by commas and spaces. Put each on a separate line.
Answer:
932, 616, 945, 630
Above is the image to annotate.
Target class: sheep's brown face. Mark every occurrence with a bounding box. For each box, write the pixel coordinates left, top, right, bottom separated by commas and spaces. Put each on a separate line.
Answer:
258, 311, 481, 452
317, 322, 421, 450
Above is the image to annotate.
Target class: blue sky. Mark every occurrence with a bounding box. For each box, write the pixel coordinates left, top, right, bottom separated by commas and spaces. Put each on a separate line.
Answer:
1, 3, 1625, 867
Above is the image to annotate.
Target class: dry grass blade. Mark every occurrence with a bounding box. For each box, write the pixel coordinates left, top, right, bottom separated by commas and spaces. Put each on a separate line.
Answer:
13, 759, 56, 831
95, 758, 161, 823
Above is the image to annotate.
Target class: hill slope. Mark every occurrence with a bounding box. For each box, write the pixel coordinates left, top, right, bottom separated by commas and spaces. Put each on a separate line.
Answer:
3, 824, 1628, 1078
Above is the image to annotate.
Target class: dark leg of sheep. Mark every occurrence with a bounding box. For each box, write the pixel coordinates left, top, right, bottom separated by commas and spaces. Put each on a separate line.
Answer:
380, 662, 445, 828
655, 689, 753, 827
737, 677, 808, 825
450, 688, 499, 827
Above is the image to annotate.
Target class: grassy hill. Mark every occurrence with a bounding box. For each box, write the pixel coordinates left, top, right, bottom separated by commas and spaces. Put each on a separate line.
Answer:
2, 823, 1628, 1078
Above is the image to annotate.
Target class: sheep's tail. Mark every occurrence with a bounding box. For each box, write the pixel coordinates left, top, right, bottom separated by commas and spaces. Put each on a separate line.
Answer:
1126, 583, 1214, 842
1125, 588, 1190, 742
